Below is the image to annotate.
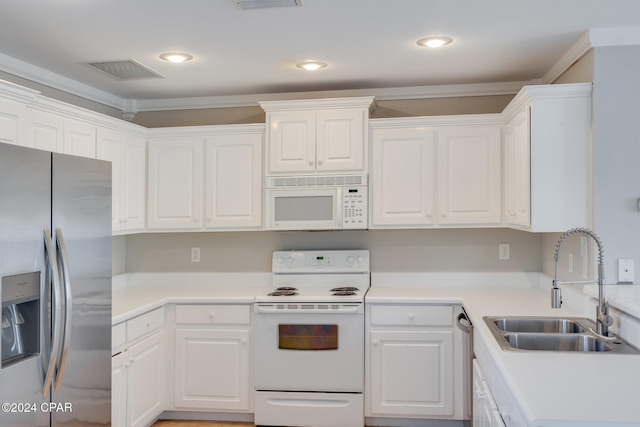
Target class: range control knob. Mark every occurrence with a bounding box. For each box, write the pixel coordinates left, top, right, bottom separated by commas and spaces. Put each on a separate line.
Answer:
347, 255, 354, 264
356, 255, 364, 264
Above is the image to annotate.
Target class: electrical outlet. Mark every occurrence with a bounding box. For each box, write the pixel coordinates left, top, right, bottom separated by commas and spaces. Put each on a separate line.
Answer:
618, 259, 634, 283
499, 243, 510, 260
191, 247, 201, 263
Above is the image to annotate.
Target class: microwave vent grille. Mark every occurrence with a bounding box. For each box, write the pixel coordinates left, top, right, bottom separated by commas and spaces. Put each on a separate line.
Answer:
269, 174, 367, 188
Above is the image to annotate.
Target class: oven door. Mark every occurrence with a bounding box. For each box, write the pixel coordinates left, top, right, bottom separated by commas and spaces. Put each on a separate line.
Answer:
266, 187, 341, 230
254, 303, 364, 392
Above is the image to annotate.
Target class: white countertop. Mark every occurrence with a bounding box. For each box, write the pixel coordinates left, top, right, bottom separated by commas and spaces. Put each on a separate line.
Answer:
112, 272, 270, 324
112, 271, 640, 426
367, 277, 640, 427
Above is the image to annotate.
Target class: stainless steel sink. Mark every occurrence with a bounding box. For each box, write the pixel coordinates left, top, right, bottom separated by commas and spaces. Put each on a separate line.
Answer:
492, 317, 585, 333
483, 316, 640, 354
504, 333, 611, 352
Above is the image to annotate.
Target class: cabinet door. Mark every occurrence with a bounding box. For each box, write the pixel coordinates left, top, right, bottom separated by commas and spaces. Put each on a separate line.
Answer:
174, 329, 250, 411
205, 133, 262, 229
127, 331, 165, 427
147, 138, 203, 230
316, 108, 365, 172
111, 352, 128, 427
437, 126, 501, 225
64, 119, 97, 158
503, 108, 530, 227
266, 110, 316, 174
370, 330, 454, 416
97, 129, 124, 232
121, 135, 146, 232
26, 109, 63, 152
0, 98, 25, 145
371, 127, 435, 227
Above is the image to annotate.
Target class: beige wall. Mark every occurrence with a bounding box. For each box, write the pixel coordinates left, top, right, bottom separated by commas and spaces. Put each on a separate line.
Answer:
130, 95, 514, 128
123, 229, 541, 274
553, 50, 594, 84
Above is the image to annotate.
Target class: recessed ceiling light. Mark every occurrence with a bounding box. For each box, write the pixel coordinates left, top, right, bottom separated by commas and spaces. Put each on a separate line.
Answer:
296, 61, 328, 71
416, 36, 453, 48
159, 52, 194, 63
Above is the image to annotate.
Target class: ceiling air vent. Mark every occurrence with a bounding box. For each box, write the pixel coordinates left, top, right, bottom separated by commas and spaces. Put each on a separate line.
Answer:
86, 59, 163, 81
234, 0, 303, 10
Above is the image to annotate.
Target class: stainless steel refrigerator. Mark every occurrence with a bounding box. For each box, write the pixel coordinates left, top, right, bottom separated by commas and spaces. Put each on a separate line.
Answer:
0, 142, 111, 426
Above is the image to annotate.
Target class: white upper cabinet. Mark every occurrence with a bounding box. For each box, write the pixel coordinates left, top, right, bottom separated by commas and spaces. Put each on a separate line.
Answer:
260, 97, 373, 175
503, 109, 530, 228
371, 117, 502, 228
64, 119, 97, 158
97, 128, 147, 234
147, 124, 264, 231
371, 126, 436, 226
204, 129, 262, 229
147, 136, 204, 230
0, 98, 25, 146
437, 126, 501, 225
501, 83, 592, 232
0, 83, 37, 146
26, 108, 64, 152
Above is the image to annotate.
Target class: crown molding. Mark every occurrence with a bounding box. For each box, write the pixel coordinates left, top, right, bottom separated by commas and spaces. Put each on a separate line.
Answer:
133, 81, 531, 112
542, 27, 640, 83
0, 53, 127, 110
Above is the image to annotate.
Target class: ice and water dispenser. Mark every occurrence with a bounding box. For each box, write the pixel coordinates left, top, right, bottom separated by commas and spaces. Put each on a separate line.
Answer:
1, 272, 40, 368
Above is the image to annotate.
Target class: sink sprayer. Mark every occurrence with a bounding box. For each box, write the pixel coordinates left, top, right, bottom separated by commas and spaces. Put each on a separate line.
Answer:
552, 227, 614, 338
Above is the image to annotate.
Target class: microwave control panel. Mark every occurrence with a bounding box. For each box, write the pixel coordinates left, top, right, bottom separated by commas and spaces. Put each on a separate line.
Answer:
342, 187, 367, 229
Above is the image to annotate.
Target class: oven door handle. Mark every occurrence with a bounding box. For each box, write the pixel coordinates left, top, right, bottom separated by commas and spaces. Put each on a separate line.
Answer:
255, 305, 362, 314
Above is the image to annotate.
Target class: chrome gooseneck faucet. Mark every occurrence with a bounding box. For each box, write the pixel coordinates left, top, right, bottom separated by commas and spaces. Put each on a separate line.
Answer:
552, 227, 613, 337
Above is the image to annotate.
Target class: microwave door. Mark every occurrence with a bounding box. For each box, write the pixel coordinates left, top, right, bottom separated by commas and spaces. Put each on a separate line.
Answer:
269, 188, 341, 230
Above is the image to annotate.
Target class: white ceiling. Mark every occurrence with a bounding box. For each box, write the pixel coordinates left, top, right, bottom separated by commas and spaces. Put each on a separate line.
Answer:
1, 0, 640, 112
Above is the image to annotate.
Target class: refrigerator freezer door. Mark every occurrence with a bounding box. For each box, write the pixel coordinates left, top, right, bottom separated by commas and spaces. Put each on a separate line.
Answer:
0, 143, 50, 427
51, 153, 112, 426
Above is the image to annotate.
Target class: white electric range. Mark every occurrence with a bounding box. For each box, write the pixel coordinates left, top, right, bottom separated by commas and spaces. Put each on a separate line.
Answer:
254, 250, 370, 427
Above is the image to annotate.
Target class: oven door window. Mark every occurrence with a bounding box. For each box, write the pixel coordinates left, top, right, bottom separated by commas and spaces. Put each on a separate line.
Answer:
278, 324, 338, 350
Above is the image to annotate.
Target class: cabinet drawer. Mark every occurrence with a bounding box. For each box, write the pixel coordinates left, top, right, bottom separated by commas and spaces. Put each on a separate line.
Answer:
112, 322, 126, 355
370, 305, 453, 326
175, 304, 251, 325
127, 307, 164, 343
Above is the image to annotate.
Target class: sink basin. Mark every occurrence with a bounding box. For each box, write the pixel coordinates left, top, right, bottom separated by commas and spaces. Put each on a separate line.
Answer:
504, 333, 611, 352
483, 316, 640, 354
492, 317, 585, 333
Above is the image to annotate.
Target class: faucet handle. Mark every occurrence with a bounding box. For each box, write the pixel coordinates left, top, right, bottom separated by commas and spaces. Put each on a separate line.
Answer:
551, 286, 562, 308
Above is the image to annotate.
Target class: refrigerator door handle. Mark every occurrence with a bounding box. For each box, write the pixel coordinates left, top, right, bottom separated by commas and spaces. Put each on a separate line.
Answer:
43, 228, 63, 398
54, 228, 72, 391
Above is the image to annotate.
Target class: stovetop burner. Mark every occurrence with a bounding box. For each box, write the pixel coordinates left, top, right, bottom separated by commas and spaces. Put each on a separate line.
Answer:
332, 291, 357, 296
268, 288, 299, 296
330, 287, 359, 292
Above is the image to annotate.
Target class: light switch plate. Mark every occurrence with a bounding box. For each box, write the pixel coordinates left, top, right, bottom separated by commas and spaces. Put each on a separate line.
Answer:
618, 259, 634, 283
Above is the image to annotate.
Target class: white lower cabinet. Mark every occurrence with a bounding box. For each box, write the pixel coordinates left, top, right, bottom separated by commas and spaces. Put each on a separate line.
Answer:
172, 304, 252, 412
366, 304, 469, 421
111, 308, 166, 427
473, 359, 505, 427
472, 359, 526, 427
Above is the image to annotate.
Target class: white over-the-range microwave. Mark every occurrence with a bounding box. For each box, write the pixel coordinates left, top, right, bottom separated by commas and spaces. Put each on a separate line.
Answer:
265, 174, 368, 230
